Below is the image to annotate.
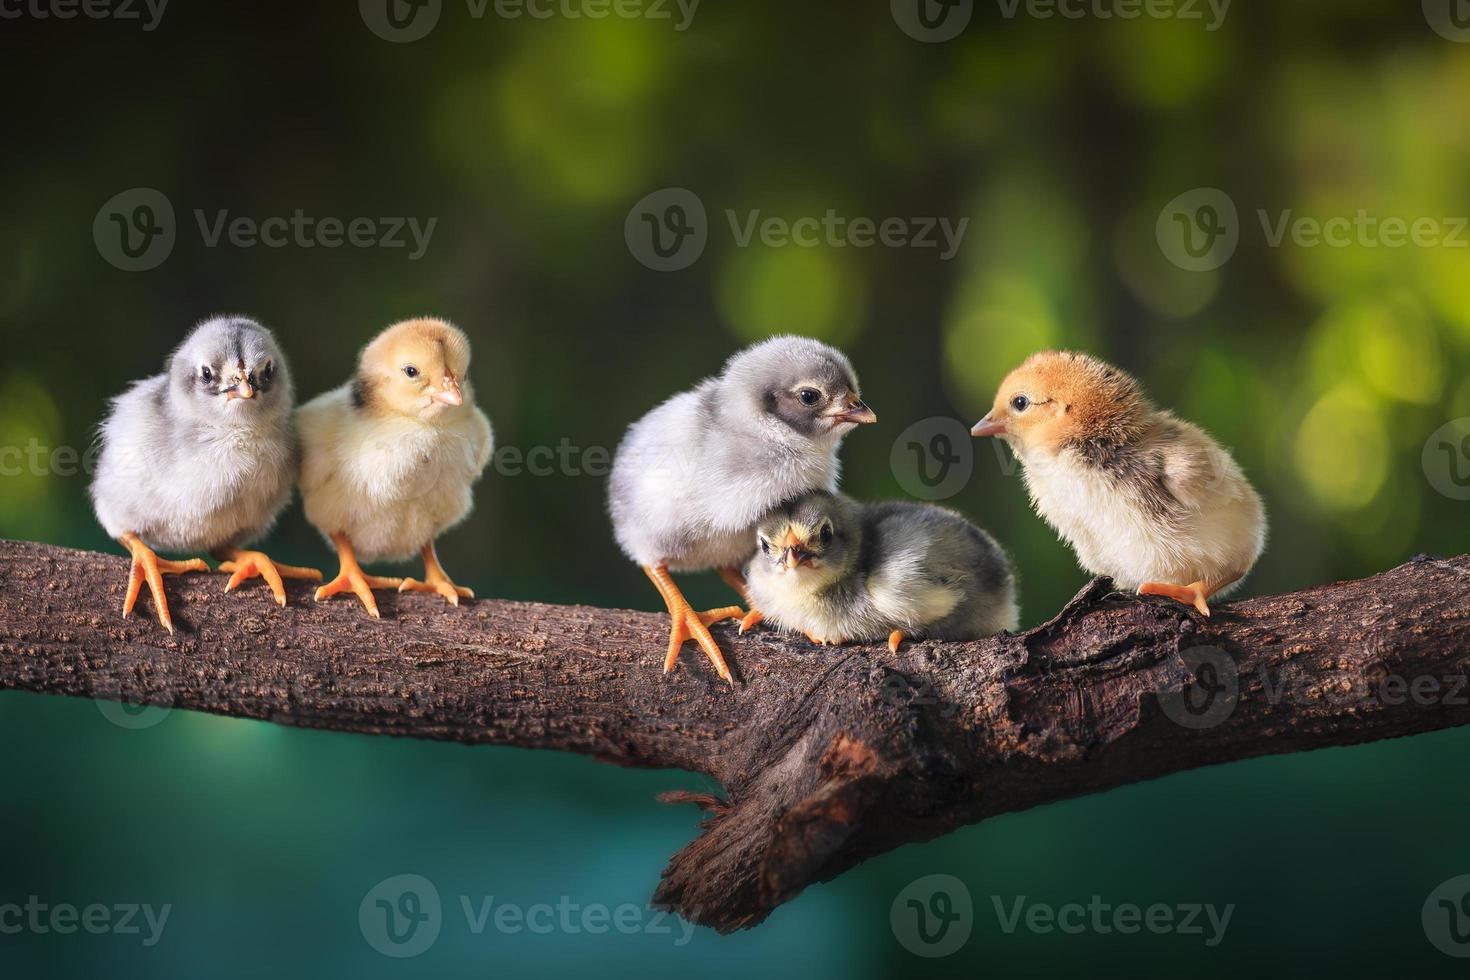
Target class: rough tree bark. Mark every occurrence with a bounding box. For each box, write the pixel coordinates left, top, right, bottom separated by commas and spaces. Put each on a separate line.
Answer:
1, 540, 1468, 931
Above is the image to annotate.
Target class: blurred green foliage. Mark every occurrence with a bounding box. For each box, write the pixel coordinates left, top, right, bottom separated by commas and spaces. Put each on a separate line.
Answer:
2, 1, 1469, 977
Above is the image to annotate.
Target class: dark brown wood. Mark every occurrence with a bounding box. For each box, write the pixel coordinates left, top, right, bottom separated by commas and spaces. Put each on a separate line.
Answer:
2, 539, 1468, 931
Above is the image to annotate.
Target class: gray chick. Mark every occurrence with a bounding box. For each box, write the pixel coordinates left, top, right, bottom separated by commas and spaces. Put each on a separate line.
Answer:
90, 316, 319, 632
608, 335, 877, 682
743, 491, 1018, 652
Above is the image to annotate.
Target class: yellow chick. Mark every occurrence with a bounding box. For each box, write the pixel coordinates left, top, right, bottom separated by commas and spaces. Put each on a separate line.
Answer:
297, 318, 493, 617
971, 351, 1265, 616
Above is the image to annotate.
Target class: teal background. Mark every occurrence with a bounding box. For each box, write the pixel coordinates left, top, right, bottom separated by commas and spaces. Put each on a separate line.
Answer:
2, 0, 1470, 976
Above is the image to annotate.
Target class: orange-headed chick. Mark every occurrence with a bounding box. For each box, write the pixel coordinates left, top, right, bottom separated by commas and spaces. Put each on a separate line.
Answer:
972, 351, 1265, 616
297, 318, 493, 617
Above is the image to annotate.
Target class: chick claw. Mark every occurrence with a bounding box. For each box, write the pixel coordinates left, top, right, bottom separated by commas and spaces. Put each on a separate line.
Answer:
314, 569, 405, 618
664, 604, 743, 682
888, 630, 907, 654
216, 549, 323, 607
398, 575, 474, 606
739, 609, 764, 634
397, 543, 473, 607
1139, 580, 1213, 617
119, 532, 209, 635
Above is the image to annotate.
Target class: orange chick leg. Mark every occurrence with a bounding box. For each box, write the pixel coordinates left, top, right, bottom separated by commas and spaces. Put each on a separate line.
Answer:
398, 541, 474, 607
643, 565, 742, 684
216, 548, 323, 607
718, 566, 751, 605
313, 533, 404, 619
118, 532, 210, 634
1138, 572, 1242, 618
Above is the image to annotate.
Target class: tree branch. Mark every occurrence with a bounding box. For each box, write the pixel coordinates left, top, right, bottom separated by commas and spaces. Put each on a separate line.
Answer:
2, 540, 1468, 931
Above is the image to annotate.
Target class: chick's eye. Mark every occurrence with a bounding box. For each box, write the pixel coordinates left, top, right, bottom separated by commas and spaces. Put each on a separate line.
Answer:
200, 367, 213, 383
797, 388, 821, 407
820, 524, 833, 544
403, 365, 419, 379
759, 539, 770, 555
262, 363, 274, 381
1010, 395, 1031, 413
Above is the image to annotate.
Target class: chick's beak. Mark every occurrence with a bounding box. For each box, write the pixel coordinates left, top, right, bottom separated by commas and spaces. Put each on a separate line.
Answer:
971, 412, 1006, 438
830, 394, 877, 426
780, 529, 814, 570
225, 373, 254, 400
432, 377, 464, 407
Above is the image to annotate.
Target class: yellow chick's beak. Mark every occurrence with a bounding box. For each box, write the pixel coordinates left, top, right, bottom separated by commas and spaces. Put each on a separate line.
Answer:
431, 378, 464, 407
225, 374, 255, 400
780, 529, 815, 570
829, 395, 877, 426
971, 413, 1006, 438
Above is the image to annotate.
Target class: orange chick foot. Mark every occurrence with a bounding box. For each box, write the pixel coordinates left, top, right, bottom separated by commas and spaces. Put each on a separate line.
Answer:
398, 542, 473, 607
314, 533, 402, 618
888, 630, 906, 654
1139, 580, 1212, 617
217, 549, 323, 607
119, 532, 209, 634
739, 609, 764, 634
642, 564, 740, 684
